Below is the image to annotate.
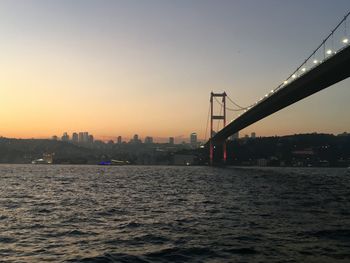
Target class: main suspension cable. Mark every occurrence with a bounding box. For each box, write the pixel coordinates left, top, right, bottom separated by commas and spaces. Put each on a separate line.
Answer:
226, 94, 255, 110
204, 103, 211, 141
213, 97, 243, 112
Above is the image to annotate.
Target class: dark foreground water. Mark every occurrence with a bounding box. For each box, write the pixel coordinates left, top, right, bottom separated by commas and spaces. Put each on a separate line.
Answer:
0, 165, 350, 262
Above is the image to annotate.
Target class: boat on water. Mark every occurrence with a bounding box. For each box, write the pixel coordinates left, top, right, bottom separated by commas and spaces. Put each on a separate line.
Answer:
32, 153, 54, 164
32, 158, 51, 164
98, 160, 130, 166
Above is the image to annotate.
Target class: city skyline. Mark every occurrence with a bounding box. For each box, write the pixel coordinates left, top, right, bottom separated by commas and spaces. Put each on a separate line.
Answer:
50, 131, 201, 144
1, 1, 350, 139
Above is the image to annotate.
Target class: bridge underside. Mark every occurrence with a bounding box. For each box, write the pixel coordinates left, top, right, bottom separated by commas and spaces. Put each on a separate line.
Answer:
208, 45, 350, 165
211, 45, 350, 144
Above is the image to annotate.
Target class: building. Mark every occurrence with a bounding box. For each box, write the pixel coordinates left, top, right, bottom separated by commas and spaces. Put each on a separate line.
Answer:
251, 132, 256, 139
78, 132, 84, 143
130, 134, 142, 144
83, 132, 89, 143
52, 135, 58, 141
169, 137, 174, 145
257, 158, 268, 166
190, 132, 197, 147
144, 136, 153, 144
72, 132, 78, 143
61, 132, 69, 142
88, 134, 94, 144
78, 132, 89, 143
117, 136, 122, 144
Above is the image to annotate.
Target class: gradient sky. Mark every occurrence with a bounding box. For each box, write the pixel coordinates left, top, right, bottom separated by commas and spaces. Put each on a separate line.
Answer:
1, 0, 349, 142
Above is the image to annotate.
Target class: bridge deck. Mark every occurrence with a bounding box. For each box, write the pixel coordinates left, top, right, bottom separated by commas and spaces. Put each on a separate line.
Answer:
211, 45, 350, 143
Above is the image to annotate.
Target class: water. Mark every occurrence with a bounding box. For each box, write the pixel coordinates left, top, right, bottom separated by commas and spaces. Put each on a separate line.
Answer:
0, 165, 349, 262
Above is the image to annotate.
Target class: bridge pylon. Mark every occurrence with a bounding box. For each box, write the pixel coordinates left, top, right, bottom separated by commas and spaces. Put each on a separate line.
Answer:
209, 92, 227, 165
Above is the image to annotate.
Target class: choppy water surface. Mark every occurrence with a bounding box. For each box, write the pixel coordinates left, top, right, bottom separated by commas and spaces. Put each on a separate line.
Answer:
0, 165, 350, 262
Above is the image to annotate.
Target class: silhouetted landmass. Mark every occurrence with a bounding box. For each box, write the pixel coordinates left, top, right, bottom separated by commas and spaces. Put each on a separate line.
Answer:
0, 137, 187, 165
0, 138, 95, 164
222, 133, 350, 167
0, 133, 349, 166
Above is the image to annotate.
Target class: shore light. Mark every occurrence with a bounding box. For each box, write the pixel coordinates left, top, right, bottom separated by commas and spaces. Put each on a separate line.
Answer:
313, 59, 318, 64
301, 67, 306, 72
326, 49, 332, 55
343, 38, 349, 44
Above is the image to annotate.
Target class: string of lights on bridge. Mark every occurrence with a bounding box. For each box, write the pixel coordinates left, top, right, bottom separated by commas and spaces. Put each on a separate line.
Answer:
205, 11, 350, 141
217, 11, 350, 121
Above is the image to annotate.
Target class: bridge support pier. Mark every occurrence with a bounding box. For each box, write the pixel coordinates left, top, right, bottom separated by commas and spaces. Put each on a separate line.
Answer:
223, 140, 227, 163
209, 91, 227, 166
209, 141, 214, 166
209, 139, 227, 166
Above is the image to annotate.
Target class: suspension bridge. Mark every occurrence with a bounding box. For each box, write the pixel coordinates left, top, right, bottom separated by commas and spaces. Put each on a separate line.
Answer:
206, 11, 350, 165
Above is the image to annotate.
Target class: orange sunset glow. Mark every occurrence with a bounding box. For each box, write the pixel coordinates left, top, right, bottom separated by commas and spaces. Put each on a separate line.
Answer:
1, 1, 349, 141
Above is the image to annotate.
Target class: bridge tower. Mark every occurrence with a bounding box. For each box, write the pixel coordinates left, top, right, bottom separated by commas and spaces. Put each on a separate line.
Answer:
210, 92, 227, 165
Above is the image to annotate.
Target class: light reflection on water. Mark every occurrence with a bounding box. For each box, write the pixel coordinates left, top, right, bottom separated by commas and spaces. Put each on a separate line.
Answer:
0, 164, 349, 262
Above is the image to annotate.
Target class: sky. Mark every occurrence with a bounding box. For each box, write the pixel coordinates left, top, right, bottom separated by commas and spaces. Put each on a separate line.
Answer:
0, 0, 350, 142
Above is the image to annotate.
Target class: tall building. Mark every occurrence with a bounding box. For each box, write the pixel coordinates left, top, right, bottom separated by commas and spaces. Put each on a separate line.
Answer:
61, 132, 69, 142
78, 132, 89, 143
169, 137, 174, 145
83, 132, 89, 143
88, 134, 94, 143
117, 136, 122, 144
144, 136, 153, 144
251, 132, 256, 139
133, 134, 139, 141
130, 134, 141, 144
72, 132, 78, 143
190, 132, 197, 146
78, 132, 84, 143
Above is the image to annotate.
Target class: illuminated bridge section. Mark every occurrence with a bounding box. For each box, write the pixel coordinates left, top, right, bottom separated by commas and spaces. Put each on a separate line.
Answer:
210, 12, 350, 144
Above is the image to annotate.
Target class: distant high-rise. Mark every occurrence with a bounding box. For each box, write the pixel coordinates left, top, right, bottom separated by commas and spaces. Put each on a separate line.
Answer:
72, 132, 78, 143
83, 132, 89, 143
169, 137, 174, 145
144, 136, 153, 144
61, 132, 69, 142
88, 134, 94, 143
117, 136, 122, 144
78, 132, 89, 143
78, 132, 84, 143
52, 135, 58, 141
130, 134, 141, 144
251, 132, 256, 139
190, 132, 197, 146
